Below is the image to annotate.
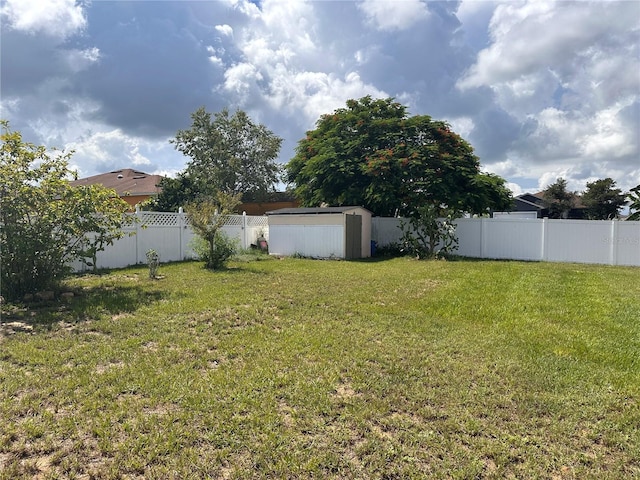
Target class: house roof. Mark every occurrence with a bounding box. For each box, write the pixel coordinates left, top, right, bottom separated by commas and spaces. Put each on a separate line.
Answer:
518, 193, 544, 207
514, 196, 544, 210
70, 169, 164, 196
266, 206, 370, 215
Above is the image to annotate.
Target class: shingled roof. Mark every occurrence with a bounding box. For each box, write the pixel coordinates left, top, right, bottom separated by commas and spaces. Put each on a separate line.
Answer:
70, 169, 163, 196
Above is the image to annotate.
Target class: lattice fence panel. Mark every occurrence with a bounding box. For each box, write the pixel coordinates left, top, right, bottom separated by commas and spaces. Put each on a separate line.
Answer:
138, 213, 180, 227
246, 216, 269, 228
224, 215, 244, 227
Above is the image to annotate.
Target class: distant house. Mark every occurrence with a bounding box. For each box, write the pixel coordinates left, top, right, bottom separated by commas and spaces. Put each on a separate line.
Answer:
71, 169, 164, 209
506, 192, 587, 219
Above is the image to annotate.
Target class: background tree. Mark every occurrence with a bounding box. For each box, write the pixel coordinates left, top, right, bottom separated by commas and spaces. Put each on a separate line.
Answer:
286, 96, 512, 218
628, 185, 640, 221
144, 173, 198, 212
172, 107, 283, 201
185, 191, 241, 269
581, 178, 626, 219
0, 121, 131, 301
542, 178, 575, 219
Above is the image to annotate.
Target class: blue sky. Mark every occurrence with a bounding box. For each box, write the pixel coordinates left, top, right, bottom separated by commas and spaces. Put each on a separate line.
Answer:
1, 0, 639, 197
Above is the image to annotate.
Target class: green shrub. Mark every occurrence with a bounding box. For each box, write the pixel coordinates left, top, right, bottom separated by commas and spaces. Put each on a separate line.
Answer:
190, 232, 238, 269
0, 121, 131, 301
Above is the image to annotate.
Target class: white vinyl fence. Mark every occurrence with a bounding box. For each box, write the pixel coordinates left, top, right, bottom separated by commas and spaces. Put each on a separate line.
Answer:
71, 214, 639, 271
71, 212, 269, 272
372, 217, 640, 267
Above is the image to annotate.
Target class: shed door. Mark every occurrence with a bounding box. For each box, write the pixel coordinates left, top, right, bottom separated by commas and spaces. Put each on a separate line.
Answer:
345, 214, 362, 259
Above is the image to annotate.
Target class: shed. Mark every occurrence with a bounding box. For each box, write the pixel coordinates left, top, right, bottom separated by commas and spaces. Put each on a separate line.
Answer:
266, 206, 372, 259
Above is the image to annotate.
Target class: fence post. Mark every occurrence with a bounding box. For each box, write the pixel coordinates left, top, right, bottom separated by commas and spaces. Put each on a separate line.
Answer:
480, 217, 487, 258
135, 208, 142, 264
541, 218, 548, 261
610, 219, 618, 266
178, 207, 184, 260
242, 211, 247, 250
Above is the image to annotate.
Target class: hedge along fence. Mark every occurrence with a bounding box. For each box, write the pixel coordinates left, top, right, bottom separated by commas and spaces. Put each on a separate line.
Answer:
69, 211, 269, 272
371, 217, 640, 267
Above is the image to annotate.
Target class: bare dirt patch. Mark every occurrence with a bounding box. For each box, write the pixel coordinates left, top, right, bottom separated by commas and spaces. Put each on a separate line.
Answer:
95, 361, 125, 374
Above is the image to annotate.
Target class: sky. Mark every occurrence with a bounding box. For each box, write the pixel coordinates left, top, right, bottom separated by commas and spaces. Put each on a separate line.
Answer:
1, 0, 639, 197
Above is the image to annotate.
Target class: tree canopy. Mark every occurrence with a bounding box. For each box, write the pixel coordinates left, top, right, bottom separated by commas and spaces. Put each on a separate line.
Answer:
148, 173, 200, 212
286, 96, 512, 217
173, 107, 282, 199
542, 178, 575, 219
581, 177, 626, 219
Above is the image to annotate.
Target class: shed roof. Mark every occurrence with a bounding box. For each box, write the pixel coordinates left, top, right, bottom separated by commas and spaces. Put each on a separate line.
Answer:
266, 206, 370, 215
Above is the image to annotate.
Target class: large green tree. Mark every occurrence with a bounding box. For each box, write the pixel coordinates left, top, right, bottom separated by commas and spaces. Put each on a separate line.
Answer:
286, 96, 512, 217
0, 121, 131, 300
172, 107, 282, 200
581, 178, 626, 219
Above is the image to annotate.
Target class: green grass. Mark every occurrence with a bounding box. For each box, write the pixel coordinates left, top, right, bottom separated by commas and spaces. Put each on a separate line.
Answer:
1, 257, 639, 479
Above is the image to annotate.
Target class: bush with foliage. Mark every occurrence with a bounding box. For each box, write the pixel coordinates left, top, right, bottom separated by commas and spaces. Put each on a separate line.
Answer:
189, 232, 238, 269
399, 204, 459, 259
185, 192, 241, 269
0, 121, 131, 301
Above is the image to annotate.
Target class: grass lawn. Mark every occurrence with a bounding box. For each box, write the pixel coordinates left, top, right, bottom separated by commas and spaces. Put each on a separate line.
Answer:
1, 256, 639, 479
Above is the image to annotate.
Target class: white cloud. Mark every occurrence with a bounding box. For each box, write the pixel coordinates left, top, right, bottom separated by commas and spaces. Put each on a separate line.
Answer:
506, 182, 523, 197
215, 24, 233, 37
65, 47, 101, 72
206, 46, 224, 67
458, 2, 640, 91
217, 0, 386, 126
457, 0, 496, 24
453, 1, 640, 194
64, 129, 176, 178
229, 0, 262, 20
579, 102, 638, 160
1, 0, 86, 40
484, 159, 520, 179
222, 62, 264, 103
267, 70, 387, 125
358, 0, 428, 31
445, 116, 474, 140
